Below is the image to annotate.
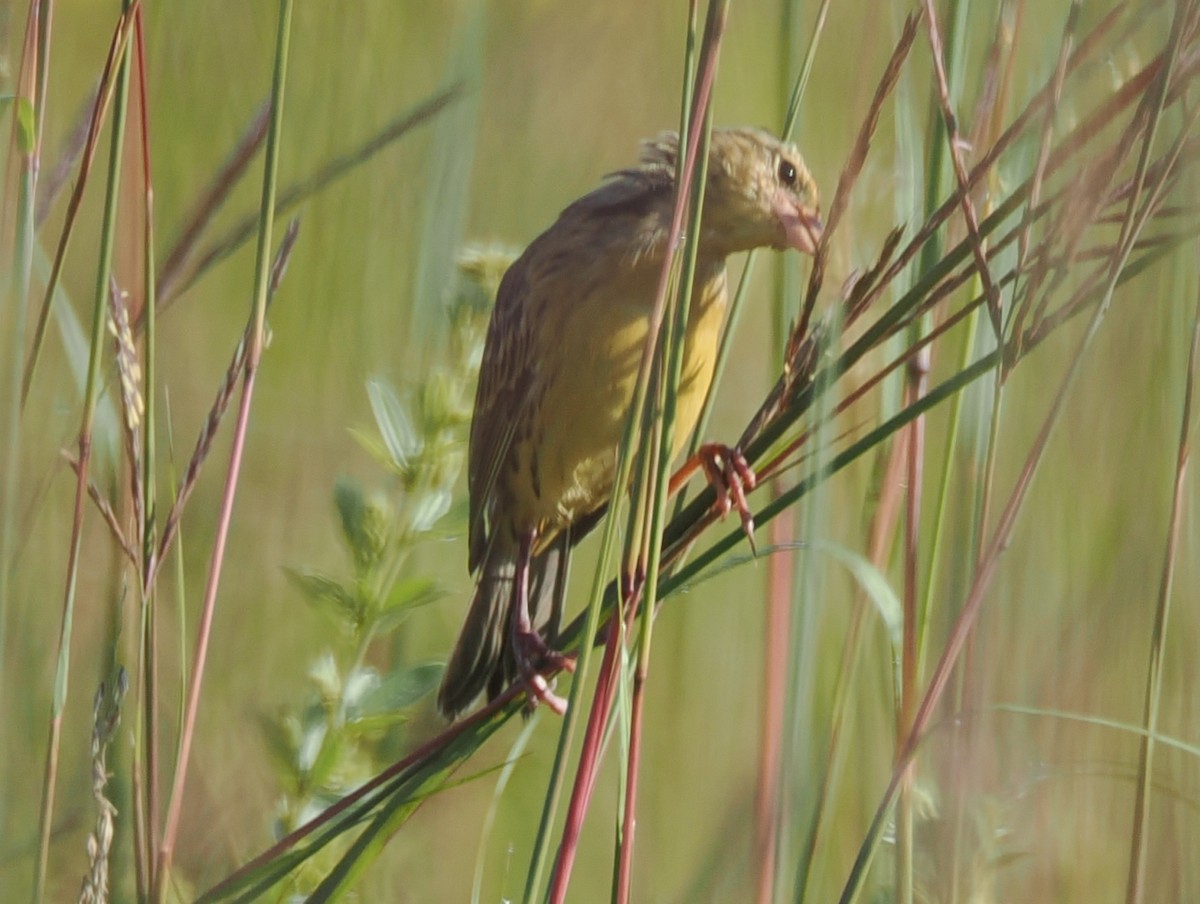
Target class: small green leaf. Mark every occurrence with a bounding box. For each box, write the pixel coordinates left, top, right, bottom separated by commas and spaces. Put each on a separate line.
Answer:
332, 477, 391, 573
258, 712, 301, 777
407, 487, 452, 533
343, 711, 412, 737
421, 371, 456, 429
286, 568, 362, 626
382, 576, 444, 613
333, 476, 368, 547
348, 427, 396, 469
373, 578, 445, 634
367, 378, 421, 469
358, 662, 444, 715
304, 728, 342, 788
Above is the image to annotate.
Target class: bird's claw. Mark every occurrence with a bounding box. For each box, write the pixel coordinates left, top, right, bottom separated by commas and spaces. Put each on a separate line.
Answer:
697, 443, 757, 553
524, 673, 568, 715
514, 629, 575, 714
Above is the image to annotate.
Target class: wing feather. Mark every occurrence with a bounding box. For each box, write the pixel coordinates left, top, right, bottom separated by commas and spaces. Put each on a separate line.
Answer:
468, 260, 536, 573
468, 159, 677, 574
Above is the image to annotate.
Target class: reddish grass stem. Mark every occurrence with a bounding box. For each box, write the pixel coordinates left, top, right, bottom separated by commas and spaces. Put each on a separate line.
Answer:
837, 24, 1188, 898
755, 504, 793, 904
19, 3, 138, 410
197, 686, 523, 901
153, 2, 293, 897
547, 5, 728, 901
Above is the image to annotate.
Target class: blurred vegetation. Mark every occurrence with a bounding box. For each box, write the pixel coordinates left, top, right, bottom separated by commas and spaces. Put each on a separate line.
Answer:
1, 1, 1197, 902
265, 249, 504, 898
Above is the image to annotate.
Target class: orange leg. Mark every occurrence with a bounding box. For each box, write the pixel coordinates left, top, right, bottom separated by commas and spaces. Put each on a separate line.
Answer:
670, 443, 758, 552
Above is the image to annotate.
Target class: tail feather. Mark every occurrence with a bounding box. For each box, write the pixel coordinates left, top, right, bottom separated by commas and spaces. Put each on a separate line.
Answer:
437, 531, 570, 719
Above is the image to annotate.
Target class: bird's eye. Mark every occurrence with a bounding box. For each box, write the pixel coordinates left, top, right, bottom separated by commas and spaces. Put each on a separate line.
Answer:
777, 159, 797, 187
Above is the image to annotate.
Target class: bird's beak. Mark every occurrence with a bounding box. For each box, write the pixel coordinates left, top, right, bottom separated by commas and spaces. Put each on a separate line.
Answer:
775, 195, 823, 256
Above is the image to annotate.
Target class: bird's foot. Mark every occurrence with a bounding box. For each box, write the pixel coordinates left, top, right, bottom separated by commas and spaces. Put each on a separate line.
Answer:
697, 443, 757, 552
514, 629, 576, 715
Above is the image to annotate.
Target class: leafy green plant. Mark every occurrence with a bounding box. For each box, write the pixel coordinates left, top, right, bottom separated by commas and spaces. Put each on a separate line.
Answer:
263, 246, 510, 899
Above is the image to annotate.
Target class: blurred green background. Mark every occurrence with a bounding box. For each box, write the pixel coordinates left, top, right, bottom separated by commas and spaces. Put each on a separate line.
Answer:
3, 1, 1198, 901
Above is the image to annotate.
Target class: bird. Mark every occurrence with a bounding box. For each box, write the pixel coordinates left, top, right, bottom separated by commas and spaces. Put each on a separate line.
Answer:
436, 127, 821, 719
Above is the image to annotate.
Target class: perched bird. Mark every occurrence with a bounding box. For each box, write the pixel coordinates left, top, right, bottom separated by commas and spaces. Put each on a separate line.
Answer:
437, 127, 821, 719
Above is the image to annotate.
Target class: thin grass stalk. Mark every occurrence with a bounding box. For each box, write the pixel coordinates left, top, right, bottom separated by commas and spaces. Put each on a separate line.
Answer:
944, 5, 1043, 886
916, 0, 1030, 710
60, 456, 135, 561
923, 0, 1002, 342
35, 82, 96, 228
556, 20, 728, 904
916, 271, 980, 678
988, 703, 1200, 758
915, 0, 976, 898
611, 306, 671, 897
897, 342, 929, 904
524, 5, 722, 899
947, 336, 1003, 904
130, 6, 161, 896
796, 427, 906, 903
153, 2, 293, 897
787, 15, 923, 901
898, 6, 965, 899
1124, 255, 1199, 904
198, 688, 521, 903
610, 52, 703, 897
31, 1, 133, 896
1, 0, 50, 729
1005, 2, 1076, 354
837, 23, 1188, 901
781, 311, 842, 903
756, 509, 792, 904
32, 0, 55, 161
621, 296, 678, 624
154, 98, 271, 305
159, 85, 460, 311
145, 396, 187, 894
545, 9, 727, 894
677, 0, 699, 189
19, 5, 137, 409
617, 93, 718, 904
680, 0, 830, 493
471, 715, 541, 904
756, 5, 828, 900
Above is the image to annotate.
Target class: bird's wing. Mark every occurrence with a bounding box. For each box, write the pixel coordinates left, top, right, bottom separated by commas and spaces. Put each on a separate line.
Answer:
468, 164, 676, 575
468, 257, 536, 574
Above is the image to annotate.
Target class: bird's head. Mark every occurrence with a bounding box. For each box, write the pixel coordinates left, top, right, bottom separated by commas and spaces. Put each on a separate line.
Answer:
640, 127, 822, 258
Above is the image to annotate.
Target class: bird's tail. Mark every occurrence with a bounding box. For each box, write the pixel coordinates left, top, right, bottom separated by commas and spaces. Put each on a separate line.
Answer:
436, 531, 570, 719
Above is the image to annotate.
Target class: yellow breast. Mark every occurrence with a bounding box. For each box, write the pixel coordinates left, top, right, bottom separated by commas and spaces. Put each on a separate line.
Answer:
509, 264, 728, 543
